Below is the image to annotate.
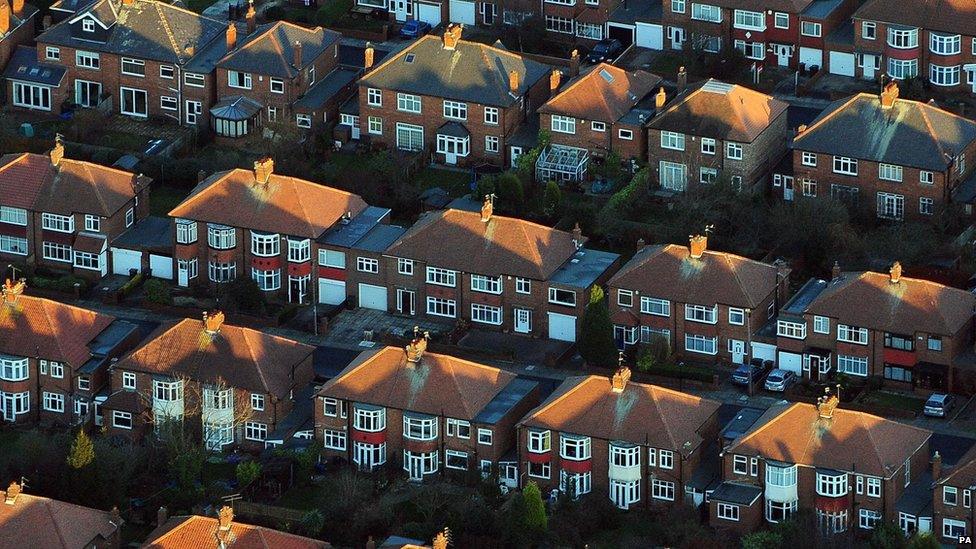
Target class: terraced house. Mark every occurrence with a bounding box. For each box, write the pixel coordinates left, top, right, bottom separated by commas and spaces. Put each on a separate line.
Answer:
517, 365, 721, 509
606, 234, 790, 363
0, 138, 150, 279
783, 82, 976, 220
380, 197, 620, 343
710, 395, 932, 536
315, 337, 539, 485
104, 312, 315, 449
357, 26, 551, 168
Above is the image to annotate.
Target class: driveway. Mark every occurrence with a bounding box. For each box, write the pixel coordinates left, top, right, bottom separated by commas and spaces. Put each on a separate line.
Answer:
321, 307, 454, 349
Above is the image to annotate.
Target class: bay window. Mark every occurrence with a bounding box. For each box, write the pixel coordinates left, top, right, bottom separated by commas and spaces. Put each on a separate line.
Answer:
560, 435, 591, 460
887, 27, 919, 49
733, 10, 764, 31
528, 430, 551, 453
250, 232, 279, 256
0, 356, 28, 382
207, 224, 236, 249
354, 406, 386, 431
930, 33, 961, 55
817, 471, 848, 497
931, 64, 961, 87
403, 414, 438, 440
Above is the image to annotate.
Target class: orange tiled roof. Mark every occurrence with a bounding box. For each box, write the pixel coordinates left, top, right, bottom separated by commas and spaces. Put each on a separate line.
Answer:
113, 318, 314, 398
168, 169, 368, 239
0, 490, 119, 548
317, 346, 518, 421
520, 375, 720, 455
727, 402, 931, 477
0, 294, 114, 368
540, 63, 661, 123
143, 515, 327, 549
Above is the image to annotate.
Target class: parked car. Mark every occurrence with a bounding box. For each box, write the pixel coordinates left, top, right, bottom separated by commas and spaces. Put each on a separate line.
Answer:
764, 369, 797, 392
924, 393, 956, 418
400, 20, 431, 39
585, 39, 623, 63
731, 362, 771, 386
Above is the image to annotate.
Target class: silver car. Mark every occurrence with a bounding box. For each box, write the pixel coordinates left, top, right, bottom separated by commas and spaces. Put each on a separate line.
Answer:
924, 393, 956, 418
764, 369, 796, 392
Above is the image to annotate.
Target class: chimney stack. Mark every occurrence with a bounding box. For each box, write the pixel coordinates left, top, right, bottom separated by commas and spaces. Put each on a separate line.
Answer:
889, 261, 902, 284
157, 506, 168, 527
549, 69, 561, 92
0, 1, 9, 36
4, 481, 22, 505
816, 386, 840, 419
121, 0, 133, 5
637, 237, 645, 248
508, 70, 519, 94
933, 451, 943, 480
11, 0, 22, 17
42, 14, 51, 30
245, 0, 255, 34
569, 49, 580, 76
572, 223, 583, 249
797, 124, 807, 135
677, 66, 687, 92
611, 355, 631, 393
2, 278, 25, 304
655, 87, 666, 113
432, 528, 450, 549
880, 81, 899, 108
480, 194, 494, 222
50, 134, 65, 166
293, 40, 303, 69
688, 234, 707, 259
226, 23, 237, 50
364, 42, 374, 71
203, 311, 225, 335
366, 537, 376, 549
197, 169, 208, 183
218, 506, 234, 531
443, 24, 462, 50
253, 157, 274, 183
405, 326, 430, 363
831, 260, 841, 280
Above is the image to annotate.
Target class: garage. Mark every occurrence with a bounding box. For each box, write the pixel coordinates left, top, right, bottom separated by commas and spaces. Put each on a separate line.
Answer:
110, 248, 141, 276
751, 342, 777, 363
828, 51, 855, 77
777, 351, 802, 375
319, 279, 346, 306
635, 22, 663, 50
448, 0, 474, 25
416, 0, 443, 26
798, 47, 822, 70
149, 255, 173, 280
547, 312, 577, 342
607, 23, 634, 48
358, 283, 388, 311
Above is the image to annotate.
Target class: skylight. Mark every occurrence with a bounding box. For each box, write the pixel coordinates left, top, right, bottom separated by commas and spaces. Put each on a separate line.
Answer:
599, 69, 614, 83
405, 53, 415, 64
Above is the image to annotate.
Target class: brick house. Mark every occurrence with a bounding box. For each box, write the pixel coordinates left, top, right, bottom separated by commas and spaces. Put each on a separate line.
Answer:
710, 395, 932, 536
780, 83, 976, 221
379, 197, 621, 343
315, 338, 540, 485
145, 506, 327, 548
0, 481, 122, 548
0, 283, 140, 427
607, 234, 790, 364
933, 448, 976, 542
357, 26, 551, 168
852, 0, 976, 92
517, 365, 721, 509
103, 312, 315, 449
27, 0, 229, 127
0, 0, 37, 73
167, 157, 396, 304
536, 63, 661, 182
774, 262, 976, 393
0, 138, 151, 280
212, 19, 357, 139
538, 0, 622, 44
646, 79, 789, 193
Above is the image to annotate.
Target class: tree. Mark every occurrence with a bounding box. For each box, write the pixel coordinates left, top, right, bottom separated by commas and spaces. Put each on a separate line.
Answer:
66, 429, 95, 470
236, 460, 262, 491
870, 521, 908, 549
579, 286, 618, 368
742, 530, 784, 549
542, 181, 561, 218
496, 172, 524, 214
907, 532, 940, 549
521, 481, 547, 534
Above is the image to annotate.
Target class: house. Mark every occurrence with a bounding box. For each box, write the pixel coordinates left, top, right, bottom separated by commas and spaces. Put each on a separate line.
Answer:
212, 19, 357, 139
315, 336, 540, 485
379, 197, 621, 342
0, 481, 121, 548
933, 448, 976, 542
780, 82, 976, 221
0, 281, 140, 426
709, 395, 931, 535
0, 138, 151, 279
536, 63, 661, 182
606, 234, 790, 363
167, 157, 393, 304
774, 262, 976, 393
28, 0, 229, 126
517, 365, 721, 509
144, 505, 327, 548
536, 0, 623, 44
646, 78, 789, 193
0, 0, 37, 73
103, 312, 315, 449
606, 0, 665, 51
356, 26, 551, 168
852, 0, 976, 92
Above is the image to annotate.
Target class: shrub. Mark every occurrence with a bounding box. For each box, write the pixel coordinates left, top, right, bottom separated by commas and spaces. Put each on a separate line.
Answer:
119, 272, 144, 296
144, 279, 173, 305
579, 286, 618, 368
235, 460, 262, 490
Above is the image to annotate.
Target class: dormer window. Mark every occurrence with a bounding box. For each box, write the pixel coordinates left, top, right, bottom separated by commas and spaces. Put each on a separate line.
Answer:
83, 18, 95, 32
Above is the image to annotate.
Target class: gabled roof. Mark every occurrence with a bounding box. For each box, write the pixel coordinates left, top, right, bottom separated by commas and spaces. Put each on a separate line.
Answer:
726, 402, 931, 478
39, 0, 226, 65
359, 34, 550, 107
608, 243, 781, 308
0, 152, 147, 216
144, 515, 326, 549
939, 445, 976, 487
0, 294, 114, 368
854, 0, 976, 36
384, 208, 579, 280
219, 21, 340, 79
1, 2, 39, 31
520, 375, 720, 455
114, 318, 314, 398
0, 489, 119, 548
647, 79, 788, 142
168, 167, 368, 239
540, 63, 661, 123
317, 346, 520, 421
793, 92, 976, 170
803, 270, 975, 336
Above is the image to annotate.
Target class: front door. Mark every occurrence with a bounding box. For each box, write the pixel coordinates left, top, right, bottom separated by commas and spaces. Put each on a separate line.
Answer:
730, 339, 746, 363
408, 456, 424, 481
670, 27, 685, 50
510, 146, 523, 168
354, 443, 374, 471
177, 259, 189, 287
390, 0, 408, 21
783, 176, 794, 201
775, 45, 790, 66
185, 100, 202, 125
396, 288, 415, 315
863, 55, 877, 80
75, 80, 102, 108
514, 308, 531, 334
289, 275, 309, 304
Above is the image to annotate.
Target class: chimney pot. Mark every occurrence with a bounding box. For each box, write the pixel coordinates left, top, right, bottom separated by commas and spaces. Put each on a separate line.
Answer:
611, 365, 631, 393
217, 506, 233, 531
677, 66, 688, 92
432, 528, 450, 549
245, 0, 256, 34
480, 194, 493, 222
688, 234, 707, 259
254, 157, 274, 183
569, 49, 580, 76
364, 42, 374, 70
889, 261, 902, 284
197, 169, 208, 183
42, 14, 51, 30
549, 69, 562, 92
933, 451, 943, 480
11, 0, 22, 16
226, 23, 237, 50
366, 537, 376, 549
443, 24, 462, 50
0, 2, 9, 36
572, 223, 583, 249
50, 134, 65, 166
4, 481, 21, 505
203, 310, 225, 335
831, 260, 841, 280
404, 327, 430, 363
797, 124, 807, 135
880, 81, 899, 108
508, 69, 519, 93
655, 86, 666, 112
637, 237, 645, 248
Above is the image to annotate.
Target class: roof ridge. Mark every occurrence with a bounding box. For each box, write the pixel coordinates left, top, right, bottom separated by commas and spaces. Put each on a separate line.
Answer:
241, 329, 274, 394
916, 103, 949, 162
519, 375, 594, 426
727, 402, 800, 450
794, 93, 865, 140
647, 385, 678, 449
44, 498, 71, 548
515, 219, 545, 278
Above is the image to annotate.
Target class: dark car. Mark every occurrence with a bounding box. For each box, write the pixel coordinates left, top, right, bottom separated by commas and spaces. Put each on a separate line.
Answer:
731, 360, 772, 386
399, 20, 431, 39
585, 39, 623, 64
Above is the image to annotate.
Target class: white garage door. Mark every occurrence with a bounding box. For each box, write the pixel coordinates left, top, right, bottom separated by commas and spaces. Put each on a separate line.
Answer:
358, 283, 388, 311
149, 255, 173, 280
110, 248, 141, 276
548, 312, 577, 342
635, 22, 663, 50
829, 51, 855, 77
799, 47, 823, 69
448, 0, 473, 24
751, 342, 777, 363
318, 279, 346, 305
777, 351, 802, 375
417, 1, 443, 26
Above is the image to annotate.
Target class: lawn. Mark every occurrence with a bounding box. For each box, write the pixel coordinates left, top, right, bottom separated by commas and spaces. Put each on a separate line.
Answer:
859, 390, 926, 413
412, 166, 475, 197
275, 483, 327, 510
150, 185, 191, 216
